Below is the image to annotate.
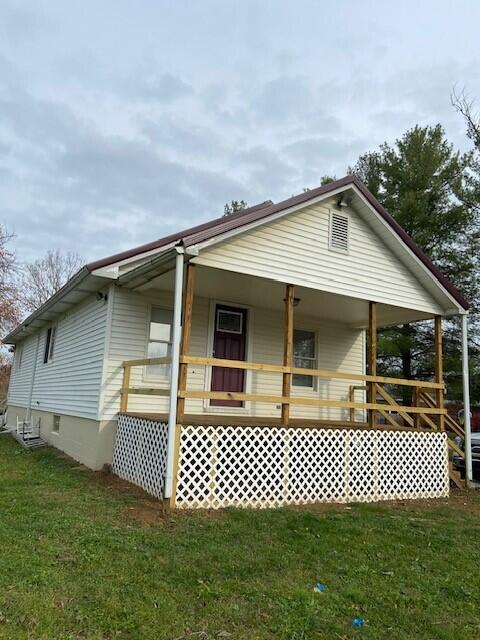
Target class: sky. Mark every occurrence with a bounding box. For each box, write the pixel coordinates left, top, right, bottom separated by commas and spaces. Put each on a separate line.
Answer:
1, 0, 480, 264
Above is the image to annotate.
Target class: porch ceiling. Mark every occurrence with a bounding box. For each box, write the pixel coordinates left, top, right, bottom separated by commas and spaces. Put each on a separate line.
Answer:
135, 264, 436, 328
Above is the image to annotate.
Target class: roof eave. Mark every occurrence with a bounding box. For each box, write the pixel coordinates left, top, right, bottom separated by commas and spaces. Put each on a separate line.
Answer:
2, 266, 115, 344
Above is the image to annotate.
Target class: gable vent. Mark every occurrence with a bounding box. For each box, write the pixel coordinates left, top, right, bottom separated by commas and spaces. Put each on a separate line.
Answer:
329, 211, 349, 253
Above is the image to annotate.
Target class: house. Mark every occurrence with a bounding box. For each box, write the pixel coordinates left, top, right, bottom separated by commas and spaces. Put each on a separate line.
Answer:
3, 176, 473, 508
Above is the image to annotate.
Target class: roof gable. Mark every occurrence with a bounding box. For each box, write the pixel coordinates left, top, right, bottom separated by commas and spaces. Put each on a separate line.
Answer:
87, 176, 468, 311
192, 196, 449, 317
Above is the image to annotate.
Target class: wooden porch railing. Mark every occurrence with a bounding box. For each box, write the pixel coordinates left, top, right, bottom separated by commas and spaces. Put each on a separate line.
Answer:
120, 354, 465, 489
120, 357, 172, 412
120, 354, 447, 422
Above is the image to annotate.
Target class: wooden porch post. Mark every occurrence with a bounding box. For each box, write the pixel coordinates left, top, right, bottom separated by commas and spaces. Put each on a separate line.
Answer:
281, 284, 295, 426
413, 386, 421, 429
368, 301, 377, 428
176, 263, 196, 424
120, 364, 131, 413
434, 315, 445, 431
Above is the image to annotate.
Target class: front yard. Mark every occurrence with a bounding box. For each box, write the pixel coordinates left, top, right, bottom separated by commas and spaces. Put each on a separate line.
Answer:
1, 436, 480, 639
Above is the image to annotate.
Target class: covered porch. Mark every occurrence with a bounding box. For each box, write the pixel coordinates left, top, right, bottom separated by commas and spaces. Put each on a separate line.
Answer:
111, 251, 471, 508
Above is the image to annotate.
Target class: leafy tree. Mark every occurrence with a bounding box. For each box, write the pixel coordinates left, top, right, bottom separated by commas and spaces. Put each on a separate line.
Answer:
350, 125, 479, 402
320, 175, 337, 186
223, 200, 248, 217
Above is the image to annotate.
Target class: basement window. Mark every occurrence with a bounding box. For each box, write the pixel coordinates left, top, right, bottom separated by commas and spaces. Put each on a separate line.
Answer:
52, 414, 60, 434
43, 326, 57, 363
329, 211, 349, 253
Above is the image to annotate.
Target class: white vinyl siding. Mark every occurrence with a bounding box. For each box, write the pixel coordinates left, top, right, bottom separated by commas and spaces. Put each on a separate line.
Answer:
8, 296, 109, 419
101, 286, 363, 422
193, 201, 443, 315
8, 334, 37, 407
249, 308, 363, 421
101, 287, 209, 420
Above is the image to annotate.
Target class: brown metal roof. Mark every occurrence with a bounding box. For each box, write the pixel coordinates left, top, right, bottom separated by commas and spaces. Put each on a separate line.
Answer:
87, 175, 469, 310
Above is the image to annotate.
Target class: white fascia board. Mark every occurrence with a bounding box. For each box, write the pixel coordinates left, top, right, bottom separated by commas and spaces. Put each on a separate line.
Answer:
90, 265, 119, 278
90, 241, 178, 279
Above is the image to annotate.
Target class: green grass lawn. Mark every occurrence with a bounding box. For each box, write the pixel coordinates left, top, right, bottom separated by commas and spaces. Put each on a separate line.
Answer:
1, 436, 480, 640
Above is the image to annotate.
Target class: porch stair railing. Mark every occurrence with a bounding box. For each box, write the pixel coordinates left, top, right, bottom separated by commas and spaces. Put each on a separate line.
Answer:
364, 384, 466, 488
15, 418, 46, 449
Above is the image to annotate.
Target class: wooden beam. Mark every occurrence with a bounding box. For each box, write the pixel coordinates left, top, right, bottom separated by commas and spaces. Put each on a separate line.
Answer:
368, 301, 377, 428
122, 356, 172, 367
377, 408, 404, 430
281, 284, 295, 426
376, 384, 414, 427
413, 386, 421, 429
180, 355, 444, 389
125, 387, 170, 396
120, 364, 131, 412
349, 385, 368, 423
420, 390, 464, 437
435, 316, 445, 431
176, 263, 195, 424
178, 389, 447, 414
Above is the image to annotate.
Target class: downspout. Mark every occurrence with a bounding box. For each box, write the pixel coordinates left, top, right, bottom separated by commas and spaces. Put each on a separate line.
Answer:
461, 314, 473, 484
164, 247, 185, 499
26, 333, 41, 422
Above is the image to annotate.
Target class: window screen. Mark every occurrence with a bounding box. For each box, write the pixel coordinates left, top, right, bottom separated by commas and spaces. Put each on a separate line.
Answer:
292, 330, 316, 387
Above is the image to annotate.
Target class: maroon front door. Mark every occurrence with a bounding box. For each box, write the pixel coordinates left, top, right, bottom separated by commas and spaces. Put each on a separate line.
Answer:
210, 305, 247, 407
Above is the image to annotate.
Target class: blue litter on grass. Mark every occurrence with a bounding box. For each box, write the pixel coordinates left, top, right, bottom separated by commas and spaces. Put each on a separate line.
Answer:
313, 582, 327, 593
352, 617, 365, 628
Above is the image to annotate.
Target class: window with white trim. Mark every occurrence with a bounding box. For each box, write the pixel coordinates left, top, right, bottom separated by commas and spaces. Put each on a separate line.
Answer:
329, 211, 349, 253
43, 326, 56, 363
145, 307, 173, 379
292, 330, 317, 387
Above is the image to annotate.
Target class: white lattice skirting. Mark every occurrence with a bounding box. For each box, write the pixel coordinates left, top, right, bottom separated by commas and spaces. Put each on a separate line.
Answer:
176, 425, 449, 509
112, 415, 168, 499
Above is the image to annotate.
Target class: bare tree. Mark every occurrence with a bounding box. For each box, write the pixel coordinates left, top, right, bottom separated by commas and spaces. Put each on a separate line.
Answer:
0, 353, 12, 406
20, 250, 84, 313
451, 87, 480, 149
0, 225, 20, 337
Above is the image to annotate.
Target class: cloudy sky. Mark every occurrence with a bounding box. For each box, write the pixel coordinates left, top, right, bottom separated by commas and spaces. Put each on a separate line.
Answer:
1, 0, 480, 264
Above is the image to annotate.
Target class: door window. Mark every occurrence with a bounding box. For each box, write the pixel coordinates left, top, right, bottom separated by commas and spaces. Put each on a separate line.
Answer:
216, 309, 243, 334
